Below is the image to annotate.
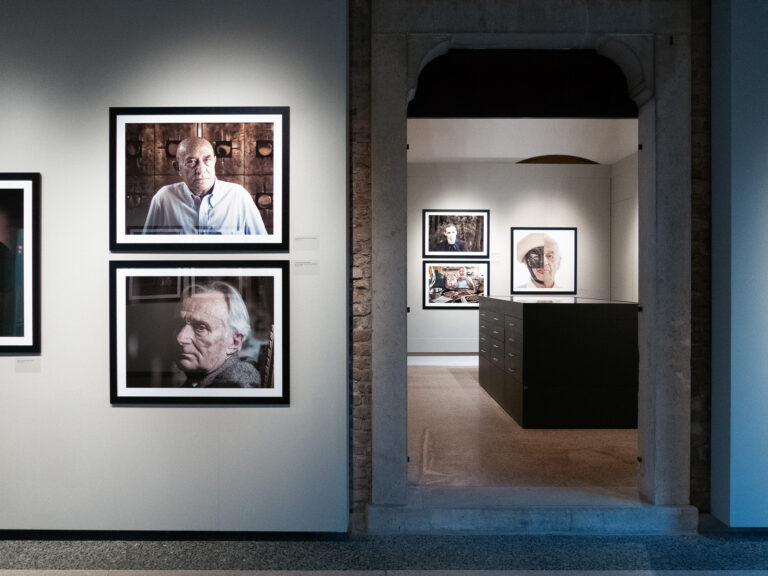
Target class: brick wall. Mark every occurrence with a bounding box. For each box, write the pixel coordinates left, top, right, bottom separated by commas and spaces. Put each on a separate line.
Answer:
690, 0, 712, 513
349, 0, 373, 531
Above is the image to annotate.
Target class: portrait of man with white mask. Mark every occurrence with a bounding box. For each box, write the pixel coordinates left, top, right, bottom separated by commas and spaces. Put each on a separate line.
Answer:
511, 228, 576, 294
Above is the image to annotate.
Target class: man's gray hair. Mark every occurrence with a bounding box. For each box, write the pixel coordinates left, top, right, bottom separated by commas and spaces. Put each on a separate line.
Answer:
182, 280, 252, 340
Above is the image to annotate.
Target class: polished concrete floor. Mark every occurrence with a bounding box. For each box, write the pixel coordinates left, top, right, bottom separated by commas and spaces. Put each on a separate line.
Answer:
407, 365, 638, 490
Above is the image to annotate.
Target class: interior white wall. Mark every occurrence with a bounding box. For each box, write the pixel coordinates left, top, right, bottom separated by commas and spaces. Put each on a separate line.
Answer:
0, 0, 348, 531
712, 0, 768, 527
407, 162, 612, 353
611, 153, 639, 302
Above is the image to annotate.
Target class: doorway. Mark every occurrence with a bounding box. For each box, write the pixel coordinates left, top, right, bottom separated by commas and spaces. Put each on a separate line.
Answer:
406, 100, 640, 491
368, 23, 695, 534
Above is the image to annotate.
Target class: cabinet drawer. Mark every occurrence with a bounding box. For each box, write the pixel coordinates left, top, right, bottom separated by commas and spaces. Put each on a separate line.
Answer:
505, 315, 523, 335
505, 348, 522, 374
478, 332, 490, 359
480, 320, 504, 342
506, 332, 522, 350
489, 340, 504, 369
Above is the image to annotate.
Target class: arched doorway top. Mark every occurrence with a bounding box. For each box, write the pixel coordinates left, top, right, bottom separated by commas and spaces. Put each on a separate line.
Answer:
407, 48, 639, 118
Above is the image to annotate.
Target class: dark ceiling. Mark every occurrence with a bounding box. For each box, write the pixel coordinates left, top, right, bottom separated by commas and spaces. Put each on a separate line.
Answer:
408, 49, 639, 119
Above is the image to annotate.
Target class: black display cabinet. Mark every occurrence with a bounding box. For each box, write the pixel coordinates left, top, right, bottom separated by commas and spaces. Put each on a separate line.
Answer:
478, 296, 639, 428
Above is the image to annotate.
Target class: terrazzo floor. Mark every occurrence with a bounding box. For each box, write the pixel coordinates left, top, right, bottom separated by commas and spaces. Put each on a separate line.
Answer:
1, 533, 768, 572
407, 365, 638, 489
0, 572, 766, 576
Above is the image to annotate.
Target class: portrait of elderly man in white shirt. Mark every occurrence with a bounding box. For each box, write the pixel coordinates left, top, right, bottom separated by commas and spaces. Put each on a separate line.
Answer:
142, 136, 267, 235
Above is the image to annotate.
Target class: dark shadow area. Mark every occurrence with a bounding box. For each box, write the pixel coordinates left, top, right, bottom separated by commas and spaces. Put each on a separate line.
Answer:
408, 49, 638, 118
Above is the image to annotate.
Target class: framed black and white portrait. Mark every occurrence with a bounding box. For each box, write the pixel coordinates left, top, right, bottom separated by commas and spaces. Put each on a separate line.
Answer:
110, 260, 289, 404
0, 173, 40, 355
110, 107, 289, 252
423, 261, 489, 309
423, 209, 489, 258
510, 227, 576, 295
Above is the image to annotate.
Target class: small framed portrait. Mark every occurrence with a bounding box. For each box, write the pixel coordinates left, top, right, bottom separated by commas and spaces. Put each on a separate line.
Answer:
110, 107, 289, 252
511, 227, 577, 295
423, 209, 489, 258
423, 261, 489, 309
0, 173, 40, 355
110, 260, 289, 404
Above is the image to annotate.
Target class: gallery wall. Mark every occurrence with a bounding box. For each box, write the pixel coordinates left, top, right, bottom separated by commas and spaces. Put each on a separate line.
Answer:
712, 0, 768, 526
407, 161, 634, 353
611, 153, 639, 302
0, 0, 348, 531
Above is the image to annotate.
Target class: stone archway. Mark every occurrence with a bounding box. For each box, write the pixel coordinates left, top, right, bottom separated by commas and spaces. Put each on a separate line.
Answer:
367, 1, 695, 534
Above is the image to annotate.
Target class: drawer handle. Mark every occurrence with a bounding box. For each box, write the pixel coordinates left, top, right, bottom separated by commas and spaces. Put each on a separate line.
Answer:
507, 352, 516, 358
492, 356, 500, 363
492, 330, 500, 336
492, 316, 500, 322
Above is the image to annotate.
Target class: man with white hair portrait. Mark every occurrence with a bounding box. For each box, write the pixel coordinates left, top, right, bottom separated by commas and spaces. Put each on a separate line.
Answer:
174, 280, 262, 388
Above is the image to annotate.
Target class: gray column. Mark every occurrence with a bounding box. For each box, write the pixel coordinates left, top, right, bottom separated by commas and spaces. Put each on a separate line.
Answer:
371, 33, 409, 506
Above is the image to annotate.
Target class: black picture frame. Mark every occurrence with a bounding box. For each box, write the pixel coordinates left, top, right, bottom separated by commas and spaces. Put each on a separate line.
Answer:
110, 260, 289, 404
510, 227, 577, 295
110, 107, 289, 252
423, 260, 489, 309
423, 209, 489, 258
0, 173, 41, 355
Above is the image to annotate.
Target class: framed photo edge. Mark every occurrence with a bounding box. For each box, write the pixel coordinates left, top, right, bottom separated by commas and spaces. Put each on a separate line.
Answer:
0, 172, 41, 355
422, 208, 490, 259
422, 259, 490, 310
109, 259, 290, 405
510, 226, 577, 295
109, 106, 290, 253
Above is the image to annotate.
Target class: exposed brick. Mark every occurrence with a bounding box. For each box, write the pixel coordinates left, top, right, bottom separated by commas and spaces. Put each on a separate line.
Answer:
349, 0, 373, 531
690, 0, 712, 514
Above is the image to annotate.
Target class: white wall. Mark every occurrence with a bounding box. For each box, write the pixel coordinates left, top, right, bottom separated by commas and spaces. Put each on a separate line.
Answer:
611, 153, 639, 302
712, 0, 768, 527
0, 0, 348, 531
407, 162, 613, 353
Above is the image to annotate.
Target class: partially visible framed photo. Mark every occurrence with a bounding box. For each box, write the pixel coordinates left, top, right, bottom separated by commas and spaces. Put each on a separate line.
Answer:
110, 260, 289, 404
423, 209, 489, 258
423, 261, 489, 309
0, 173, 40, 355
110, 107, 289, 252
511, 227, 576, 295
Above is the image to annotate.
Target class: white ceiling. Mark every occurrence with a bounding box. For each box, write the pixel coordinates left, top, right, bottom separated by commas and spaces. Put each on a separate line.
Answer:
407, 118, 638, 165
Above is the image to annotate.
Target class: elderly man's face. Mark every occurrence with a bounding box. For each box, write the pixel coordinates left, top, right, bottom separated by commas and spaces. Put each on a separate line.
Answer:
175, 138, 216, 196
530, 238, 561, 288
176, 292, 239, 374
444, 225, 458, 245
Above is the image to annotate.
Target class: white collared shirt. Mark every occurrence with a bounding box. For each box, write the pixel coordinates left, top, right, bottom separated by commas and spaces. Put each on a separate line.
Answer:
143, 180, 267, 235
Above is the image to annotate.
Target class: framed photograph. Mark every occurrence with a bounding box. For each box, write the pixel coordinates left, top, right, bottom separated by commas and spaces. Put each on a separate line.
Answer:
423, 209, 489, 258
110, 260, 289, 404
511, 227, 577, 294
0, 173, 40, 355
423, 261, 489, 309
110, 107, 289, 252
